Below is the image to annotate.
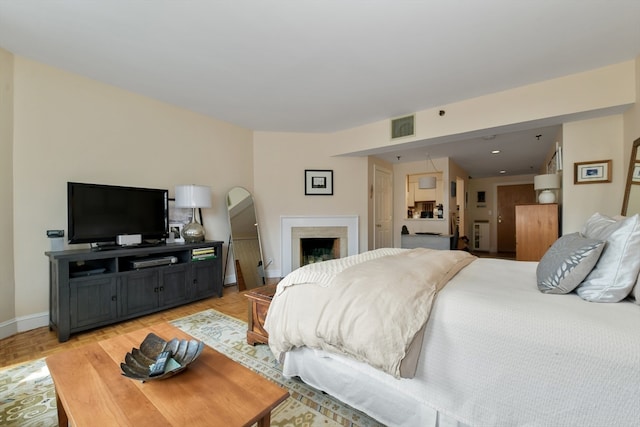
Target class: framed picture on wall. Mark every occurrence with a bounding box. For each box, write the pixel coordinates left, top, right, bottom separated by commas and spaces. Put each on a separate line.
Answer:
305, 170, 334, 195
574, 159, 612, 184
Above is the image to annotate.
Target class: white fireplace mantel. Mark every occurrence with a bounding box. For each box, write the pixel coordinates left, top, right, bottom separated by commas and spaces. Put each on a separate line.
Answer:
281, 215, 359, 275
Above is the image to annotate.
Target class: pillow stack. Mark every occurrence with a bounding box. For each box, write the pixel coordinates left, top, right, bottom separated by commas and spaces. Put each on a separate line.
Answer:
536, 212, 640, 303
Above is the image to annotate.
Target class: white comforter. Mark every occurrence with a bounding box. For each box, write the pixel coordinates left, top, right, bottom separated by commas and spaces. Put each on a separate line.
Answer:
281, 258, 640, 427
265, 248, 476, 378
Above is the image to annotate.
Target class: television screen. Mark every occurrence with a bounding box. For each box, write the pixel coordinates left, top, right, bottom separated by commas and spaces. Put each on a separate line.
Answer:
67, 182, 168, 244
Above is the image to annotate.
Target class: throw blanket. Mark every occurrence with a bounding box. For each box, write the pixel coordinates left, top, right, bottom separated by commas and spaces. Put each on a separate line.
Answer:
265, 248, 476, 378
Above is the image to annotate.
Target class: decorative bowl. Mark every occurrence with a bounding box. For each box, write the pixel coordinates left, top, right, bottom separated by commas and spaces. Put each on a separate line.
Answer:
120, 333, 204, 382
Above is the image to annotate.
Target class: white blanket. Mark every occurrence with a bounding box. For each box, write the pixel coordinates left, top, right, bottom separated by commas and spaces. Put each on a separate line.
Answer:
265, 248, 476, 378
281, 258, 640, 426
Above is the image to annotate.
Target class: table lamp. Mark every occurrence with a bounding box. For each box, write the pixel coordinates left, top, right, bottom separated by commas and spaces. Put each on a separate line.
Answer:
175, 184, 212, 242
533, 174, 560, 204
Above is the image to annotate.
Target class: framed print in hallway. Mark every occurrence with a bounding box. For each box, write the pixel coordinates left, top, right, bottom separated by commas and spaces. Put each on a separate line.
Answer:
574, 159, 612, 184
305, 169, 333, 195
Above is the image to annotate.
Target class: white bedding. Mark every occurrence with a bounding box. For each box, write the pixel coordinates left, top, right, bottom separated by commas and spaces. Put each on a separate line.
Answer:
280, 258, 640, 427
266, 248, 475, 378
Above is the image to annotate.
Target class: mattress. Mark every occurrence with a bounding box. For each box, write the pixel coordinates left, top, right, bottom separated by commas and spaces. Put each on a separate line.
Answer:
280, 258, 640, 426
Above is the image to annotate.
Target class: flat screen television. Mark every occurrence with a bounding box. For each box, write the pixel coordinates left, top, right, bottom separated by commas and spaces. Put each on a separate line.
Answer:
67, 182, 169, 244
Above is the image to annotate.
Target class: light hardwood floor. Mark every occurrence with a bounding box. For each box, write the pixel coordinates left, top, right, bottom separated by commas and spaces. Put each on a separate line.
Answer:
0, 285, 251, 369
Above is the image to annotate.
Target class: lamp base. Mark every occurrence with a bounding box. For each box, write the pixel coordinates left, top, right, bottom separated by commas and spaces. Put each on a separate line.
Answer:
182, 220, 205, 243
538, 190, 556, 204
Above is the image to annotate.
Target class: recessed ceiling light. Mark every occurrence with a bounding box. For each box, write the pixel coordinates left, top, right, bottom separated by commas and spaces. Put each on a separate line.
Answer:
499, 170, 506, 174
491, 150, 500, 154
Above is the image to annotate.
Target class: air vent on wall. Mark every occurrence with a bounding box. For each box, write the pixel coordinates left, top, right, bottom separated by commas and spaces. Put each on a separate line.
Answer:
391, 114, 415, 139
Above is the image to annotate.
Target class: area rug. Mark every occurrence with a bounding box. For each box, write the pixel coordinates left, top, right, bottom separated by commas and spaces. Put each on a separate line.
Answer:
0, 309, 385, 427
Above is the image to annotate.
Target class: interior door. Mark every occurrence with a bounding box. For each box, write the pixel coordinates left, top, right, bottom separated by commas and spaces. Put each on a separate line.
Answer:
497, 184, 536, 253
374, 165, 393, 249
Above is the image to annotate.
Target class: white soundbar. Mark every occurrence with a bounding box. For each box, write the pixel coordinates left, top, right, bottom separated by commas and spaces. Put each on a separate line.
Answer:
117, 234, 142, 246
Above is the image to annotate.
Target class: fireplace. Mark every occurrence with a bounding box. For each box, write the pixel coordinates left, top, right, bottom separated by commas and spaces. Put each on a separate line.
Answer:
300, 237, 341, 265
281, 216, 358, 275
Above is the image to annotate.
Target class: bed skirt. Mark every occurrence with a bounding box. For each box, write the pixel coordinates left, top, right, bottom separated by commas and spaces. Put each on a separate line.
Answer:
282, 347, 469, 427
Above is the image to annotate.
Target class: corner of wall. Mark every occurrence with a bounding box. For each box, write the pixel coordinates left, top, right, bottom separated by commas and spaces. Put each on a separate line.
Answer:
0, 48, 15, 326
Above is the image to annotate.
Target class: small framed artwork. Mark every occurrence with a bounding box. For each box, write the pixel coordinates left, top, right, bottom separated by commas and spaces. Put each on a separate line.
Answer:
168, 222, 185, 243
168, 198, 190, 242
632, 162, 640, 184
574, 159, 612, 184
476, 191, 486, 208
305, 169, 334, 195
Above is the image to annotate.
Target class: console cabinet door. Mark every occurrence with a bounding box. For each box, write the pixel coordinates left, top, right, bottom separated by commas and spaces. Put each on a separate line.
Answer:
190, 260, 222, 299
159, 264, 189, 307
69, 277, 118, 329
119, 270, 160, 316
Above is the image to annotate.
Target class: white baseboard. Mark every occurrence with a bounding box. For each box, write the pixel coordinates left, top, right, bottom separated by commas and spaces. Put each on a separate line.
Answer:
224, 270, 282, 286
0, 311, 49, 340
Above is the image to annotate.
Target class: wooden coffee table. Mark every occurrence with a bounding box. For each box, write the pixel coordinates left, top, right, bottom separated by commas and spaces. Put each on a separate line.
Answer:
46, 322, 289, 426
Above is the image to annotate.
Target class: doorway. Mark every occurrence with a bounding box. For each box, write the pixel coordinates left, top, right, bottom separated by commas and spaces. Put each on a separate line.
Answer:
373, 164, 393, 249
496, 183, 536, 253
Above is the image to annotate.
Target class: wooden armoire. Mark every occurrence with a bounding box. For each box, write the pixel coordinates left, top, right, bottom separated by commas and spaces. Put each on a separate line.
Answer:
515, 204, 559, 261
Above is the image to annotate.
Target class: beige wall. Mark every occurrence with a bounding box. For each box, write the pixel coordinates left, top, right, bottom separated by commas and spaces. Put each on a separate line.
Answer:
332, 61, 635, 157
562, 115, 627, 232
253, 131, 369, 278
0, 49, 15, 327
10, 57, 253, 329
623, 56, 640, 170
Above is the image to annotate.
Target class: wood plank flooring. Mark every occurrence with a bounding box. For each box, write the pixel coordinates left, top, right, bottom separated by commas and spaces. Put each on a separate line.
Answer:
0, 285, 251, 369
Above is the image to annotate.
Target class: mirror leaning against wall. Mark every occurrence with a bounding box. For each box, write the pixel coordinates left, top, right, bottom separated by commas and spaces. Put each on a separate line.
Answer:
226, 187, 265, 290
622, 137, 640, 216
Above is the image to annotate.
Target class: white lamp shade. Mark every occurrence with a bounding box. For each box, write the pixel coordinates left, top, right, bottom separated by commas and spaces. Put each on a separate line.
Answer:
175, 185, 212, 208
534, 174, 560, 191
418, 176, 437, 189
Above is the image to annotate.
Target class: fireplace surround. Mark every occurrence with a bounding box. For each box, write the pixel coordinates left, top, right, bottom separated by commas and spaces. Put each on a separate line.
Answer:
281, 215, 358, 275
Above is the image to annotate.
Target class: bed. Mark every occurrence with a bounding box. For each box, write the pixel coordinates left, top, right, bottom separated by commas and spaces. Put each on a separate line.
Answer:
264, 213, 640, 427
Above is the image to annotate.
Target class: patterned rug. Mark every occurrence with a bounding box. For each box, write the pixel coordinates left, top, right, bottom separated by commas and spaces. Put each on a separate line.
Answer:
0, 309, 385, 427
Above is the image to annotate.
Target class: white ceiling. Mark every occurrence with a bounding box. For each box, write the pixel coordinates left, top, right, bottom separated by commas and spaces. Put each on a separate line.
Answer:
1, 1, 639, 177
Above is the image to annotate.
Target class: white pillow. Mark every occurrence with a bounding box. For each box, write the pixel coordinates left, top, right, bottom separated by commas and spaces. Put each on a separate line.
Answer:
576, 213, 640, 302
631, 274, 640, 304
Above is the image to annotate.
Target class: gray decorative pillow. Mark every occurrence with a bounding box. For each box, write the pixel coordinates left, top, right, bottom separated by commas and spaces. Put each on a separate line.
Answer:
537, 233, 605, 294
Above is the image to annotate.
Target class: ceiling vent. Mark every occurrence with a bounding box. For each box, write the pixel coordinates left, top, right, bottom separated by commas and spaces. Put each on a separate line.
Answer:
391, 115, 415, 139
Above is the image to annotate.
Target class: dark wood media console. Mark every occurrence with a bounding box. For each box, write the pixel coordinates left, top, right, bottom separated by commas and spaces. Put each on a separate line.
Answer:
46, 241, 223, 342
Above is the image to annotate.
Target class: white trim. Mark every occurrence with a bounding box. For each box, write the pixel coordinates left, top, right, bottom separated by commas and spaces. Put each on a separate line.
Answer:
281, 215, 359, 276
0, 311, 49, 340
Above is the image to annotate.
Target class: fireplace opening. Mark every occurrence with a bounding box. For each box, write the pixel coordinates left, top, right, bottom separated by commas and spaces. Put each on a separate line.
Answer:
300, 237, 340, 266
